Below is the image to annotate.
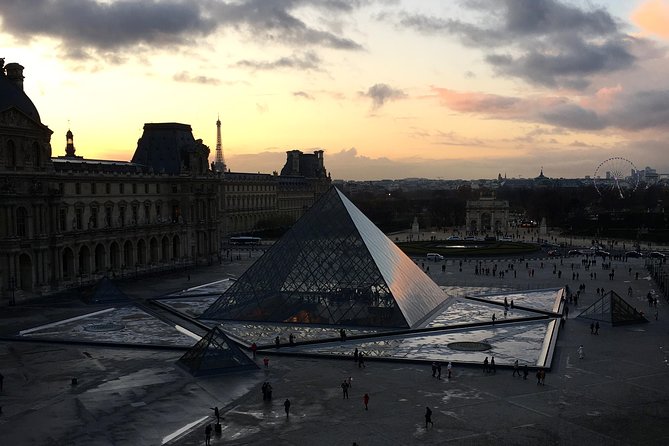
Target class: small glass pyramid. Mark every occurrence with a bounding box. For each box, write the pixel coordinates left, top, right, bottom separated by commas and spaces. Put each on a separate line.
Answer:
177, 326, 258, 376
577, 291, 648, 326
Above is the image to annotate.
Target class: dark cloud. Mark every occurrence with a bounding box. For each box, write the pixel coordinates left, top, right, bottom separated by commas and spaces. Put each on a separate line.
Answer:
609, 90, 669, 130
235, 52, 321, 71
433, 85, 669, 132
0, 0, 363, 60
173, 71, 220, 85
293, 91, 314, 99
360, 83, 407, 109
395, 0, 635, 89
540, 104, 606, 130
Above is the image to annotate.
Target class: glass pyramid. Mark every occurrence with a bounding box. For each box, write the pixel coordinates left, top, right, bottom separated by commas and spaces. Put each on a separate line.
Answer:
201, 187, 447, 328
577, 291, 648, 326
177, 326, 258, 376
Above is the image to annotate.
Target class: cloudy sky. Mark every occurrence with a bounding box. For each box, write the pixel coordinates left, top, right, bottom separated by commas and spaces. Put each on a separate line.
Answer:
2, 0, 669, 180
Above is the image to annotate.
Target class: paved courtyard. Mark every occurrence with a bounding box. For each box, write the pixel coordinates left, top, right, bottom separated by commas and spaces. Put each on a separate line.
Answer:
1, 249, 668, 445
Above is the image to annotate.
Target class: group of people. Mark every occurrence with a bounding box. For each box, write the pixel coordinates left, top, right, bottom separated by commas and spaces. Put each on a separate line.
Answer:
353, 348, 366, 368
482, 356, 496, 374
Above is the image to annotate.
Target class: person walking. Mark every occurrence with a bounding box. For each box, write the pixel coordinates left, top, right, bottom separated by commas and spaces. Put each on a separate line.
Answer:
431, 362, 437, 378
363, 393, 370, 410
251, 342, 257, 359
523, 364, 529, 380
512, 360, 520, 377
341, 380, 350, 399
490, 357, 496, 374
578, 345, 584, 359
284, 399, 291, 418
483, 357, 489, 373
354, 348, 359, 363
263, 357, 269, 368
447, 362, 453, 380
595, 322, 600, 335
205, 424, 212, 446
437, 363, 442, 380
590, 322, 594, 334
425, 407, 434, 429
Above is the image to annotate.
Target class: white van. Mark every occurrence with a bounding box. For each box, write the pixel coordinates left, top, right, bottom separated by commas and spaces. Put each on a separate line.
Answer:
426, 253, 444, 261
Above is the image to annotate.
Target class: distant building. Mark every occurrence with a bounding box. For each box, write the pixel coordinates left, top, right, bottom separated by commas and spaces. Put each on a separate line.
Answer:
0, 59, 329, 303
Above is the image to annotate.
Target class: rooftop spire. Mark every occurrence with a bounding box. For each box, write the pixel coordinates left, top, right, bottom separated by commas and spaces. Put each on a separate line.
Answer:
214, 114, 226, 173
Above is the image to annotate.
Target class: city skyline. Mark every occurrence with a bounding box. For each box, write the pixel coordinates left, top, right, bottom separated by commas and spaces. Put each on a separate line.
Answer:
2, 0, 669, 180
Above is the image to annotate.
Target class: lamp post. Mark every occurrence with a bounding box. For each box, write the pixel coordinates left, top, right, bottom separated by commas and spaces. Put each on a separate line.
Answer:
8, 276, 16, 306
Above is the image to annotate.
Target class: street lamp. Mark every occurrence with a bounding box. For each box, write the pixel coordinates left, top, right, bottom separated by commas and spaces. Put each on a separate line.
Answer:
8, 276, 16, 306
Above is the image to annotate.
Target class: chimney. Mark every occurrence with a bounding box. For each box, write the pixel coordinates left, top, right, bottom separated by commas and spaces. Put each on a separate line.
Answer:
5, 63, 25, 91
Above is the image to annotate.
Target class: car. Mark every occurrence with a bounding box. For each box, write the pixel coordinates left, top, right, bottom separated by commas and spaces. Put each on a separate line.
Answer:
648, 251, 666, 259
426, 253, 444, 261
446, 235, 461, 241
499, 236, 513, 241
625, 251, 643, 258
484, 236, 497, 241
594, 249, 610, 257
547, 250, 560, 257
464, 236, 477, 241
567, 249, 582, 256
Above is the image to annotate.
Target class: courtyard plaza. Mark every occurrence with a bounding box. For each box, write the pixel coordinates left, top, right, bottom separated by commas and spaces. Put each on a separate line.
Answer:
0, 247, 668, 445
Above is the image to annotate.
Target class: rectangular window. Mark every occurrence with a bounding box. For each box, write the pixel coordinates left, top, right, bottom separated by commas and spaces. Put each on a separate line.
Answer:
59, 208, 67, 231
145, 184, 149, 193
132, 205, 138, 225
90, 207, 98, 229
91, 183, 97, 194
75, 208, 83, 230
120, 183, 125, 194
132, 184, 137, 194
59, 183, 65, 194
106, 183, 111, 194
105, 207, 113, 227
119, 207, 126, 227
156, 203, 162, 221
144, 204, 150, 223
75, 183, 81, 194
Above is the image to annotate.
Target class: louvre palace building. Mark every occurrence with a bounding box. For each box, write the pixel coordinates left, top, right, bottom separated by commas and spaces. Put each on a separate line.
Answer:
0, 59, 330, 303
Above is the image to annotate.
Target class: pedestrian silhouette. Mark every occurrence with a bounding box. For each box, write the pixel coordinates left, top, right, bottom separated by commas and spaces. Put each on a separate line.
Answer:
425, 406, 434, 429
578, 345, 584, 359
363, 393, 370, 410
205, 424, 212, 446
284, 399, 291, 417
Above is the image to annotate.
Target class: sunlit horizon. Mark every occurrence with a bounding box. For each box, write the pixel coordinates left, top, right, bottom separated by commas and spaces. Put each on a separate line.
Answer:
3, 0, 669, 180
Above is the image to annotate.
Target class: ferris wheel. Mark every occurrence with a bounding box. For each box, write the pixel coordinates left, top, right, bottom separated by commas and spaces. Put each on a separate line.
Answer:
593, 157, 639, 198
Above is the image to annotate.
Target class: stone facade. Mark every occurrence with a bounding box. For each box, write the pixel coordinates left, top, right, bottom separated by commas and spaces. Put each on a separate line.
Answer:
0, 60, 330, 303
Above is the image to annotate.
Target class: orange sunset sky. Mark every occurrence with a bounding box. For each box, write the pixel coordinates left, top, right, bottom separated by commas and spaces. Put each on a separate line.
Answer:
2, 0, 669, 180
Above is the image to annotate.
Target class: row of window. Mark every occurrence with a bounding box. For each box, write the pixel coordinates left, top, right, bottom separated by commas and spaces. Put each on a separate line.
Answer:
60, 182, 176, 195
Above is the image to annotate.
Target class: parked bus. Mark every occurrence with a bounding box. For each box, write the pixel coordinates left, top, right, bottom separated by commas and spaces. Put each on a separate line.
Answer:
229, 236, 262, 246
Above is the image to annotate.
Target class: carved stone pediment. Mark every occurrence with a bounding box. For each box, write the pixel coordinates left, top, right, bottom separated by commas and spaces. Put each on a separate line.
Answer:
0, 107, 43, 130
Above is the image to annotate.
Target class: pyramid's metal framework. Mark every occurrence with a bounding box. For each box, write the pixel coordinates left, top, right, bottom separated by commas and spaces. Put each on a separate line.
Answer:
201, 187, 447, 328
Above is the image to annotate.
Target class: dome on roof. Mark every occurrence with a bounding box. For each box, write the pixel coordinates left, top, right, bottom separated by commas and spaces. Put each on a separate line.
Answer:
0, 62, 41, 123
